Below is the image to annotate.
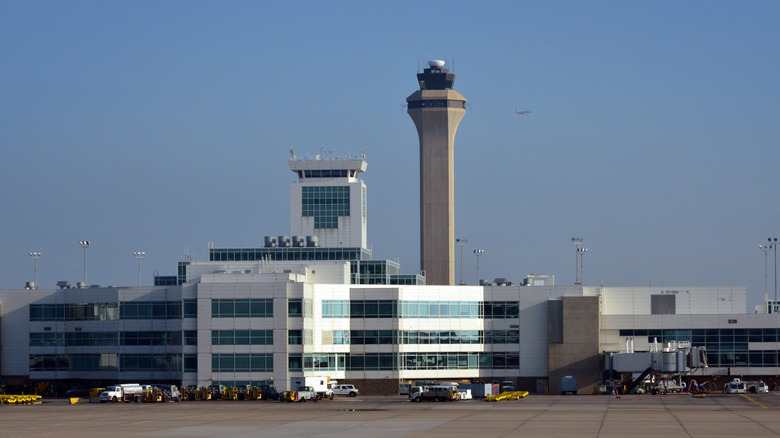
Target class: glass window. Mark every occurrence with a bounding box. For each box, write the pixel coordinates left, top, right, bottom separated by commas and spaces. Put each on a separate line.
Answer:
288, 330, 302, 345
183, 299, 197, 318
288, 299, 303, 317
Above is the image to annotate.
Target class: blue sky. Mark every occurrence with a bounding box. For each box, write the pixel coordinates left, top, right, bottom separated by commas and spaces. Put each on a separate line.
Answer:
1, 1, 779, 307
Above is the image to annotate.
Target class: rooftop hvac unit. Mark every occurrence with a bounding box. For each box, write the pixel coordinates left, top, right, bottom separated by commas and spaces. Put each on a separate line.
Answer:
278, 236, 291, 247
264, 236, 277, 248
306, 235, 319, 247
56, 281, 71, 289
292, 236, 305, 247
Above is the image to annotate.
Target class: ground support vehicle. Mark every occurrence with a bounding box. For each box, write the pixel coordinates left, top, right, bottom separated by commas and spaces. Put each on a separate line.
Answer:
259, 385, 280, 400
747, 380, 769, 393
99, 384, 144, 403
291, 377, 333, 400
415, 385, 459, 402
331, 384, 359, 397
458, 389, 473, 400
222, 386, 238, 400
237, 386, 262, 400
484, 391, 529, 401
282, 386, 318, 402
562, 376, 577, 395
0, 395, 42, 405
152, 385, 182, 402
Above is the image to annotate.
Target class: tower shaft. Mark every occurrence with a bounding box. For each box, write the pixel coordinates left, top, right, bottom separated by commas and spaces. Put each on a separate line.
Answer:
407, 62, 466, 285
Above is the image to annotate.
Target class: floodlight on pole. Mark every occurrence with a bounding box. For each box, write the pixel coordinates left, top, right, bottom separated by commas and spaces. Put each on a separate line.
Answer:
571, 237, 583, 285
132, 252, 146, 286
770, 238, 779, 313
760, 244, 772, 309
456, 238, 469, 285
577, 247, 588, 286
473, 249, 485, 286
80, 241, 90, 286
29, 252, 41, 289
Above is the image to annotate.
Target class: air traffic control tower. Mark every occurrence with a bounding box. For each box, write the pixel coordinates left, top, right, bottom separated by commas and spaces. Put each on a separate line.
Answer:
407, 60, 467, 285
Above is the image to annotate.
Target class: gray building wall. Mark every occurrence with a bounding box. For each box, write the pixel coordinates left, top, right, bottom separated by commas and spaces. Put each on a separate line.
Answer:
548, 296, 601, 394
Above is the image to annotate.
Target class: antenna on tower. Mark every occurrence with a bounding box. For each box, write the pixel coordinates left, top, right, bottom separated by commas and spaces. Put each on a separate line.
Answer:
417, 58, 421, 73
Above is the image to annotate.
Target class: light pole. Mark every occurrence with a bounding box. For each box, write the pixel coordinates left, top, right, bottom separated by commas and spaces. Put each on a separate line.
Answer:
132, 252, 146, 286
760, 244, 772, 309
473, 249, 484, 285
770, 238, 779, 313
571, 237, 583, 284
29, 252, 41, 289
578, 247, 588, 286
456, 238, 468, 285
80, 240, 90, 286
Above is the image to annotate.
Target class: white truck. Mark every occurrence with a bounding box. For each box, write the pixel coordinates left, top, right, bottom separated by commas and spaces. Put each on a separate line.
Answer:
331, 384, 359, 397
99, 383, 145, 403
282, 386, 318, 402
290, 377, 334, 400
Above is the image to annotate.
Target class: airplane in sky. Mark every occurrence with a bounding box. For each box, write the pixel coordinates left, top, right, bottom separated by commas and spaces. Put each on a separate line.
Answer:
515, 110, 531, 115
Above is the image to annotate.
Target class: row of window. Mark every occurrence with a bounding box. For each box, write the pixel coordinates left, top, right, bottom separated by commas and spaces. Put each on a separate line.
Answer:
209, 247, 366, 262
285, 352, 520, 371
401, 330, 519, 345
211, 299, 273, 318
327, 330, 518, 345
297, 169, 352, 178
30, 301, 184, 322
120, 301, 182, 320
322, 300, 520, 319
212, 330, 273, 346
706, 350, 780, 367
32, 299, 520, 322
407, 100, 466, 109
402, 352, 519, 370
621, 328, 780, 343
30, 354, 181, 372
30, 331, 197, 347
211, 354, 273, 372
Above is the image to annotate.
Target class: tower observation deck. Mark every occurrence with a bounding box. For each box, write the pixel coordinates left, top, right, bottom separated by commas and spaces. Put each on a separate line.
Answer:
406, 60, 467, 285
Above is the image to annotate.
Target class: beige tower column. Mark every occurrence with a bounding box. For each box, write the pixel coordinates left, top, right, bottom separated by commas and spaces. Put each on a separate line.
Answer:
407, 61, 466, 286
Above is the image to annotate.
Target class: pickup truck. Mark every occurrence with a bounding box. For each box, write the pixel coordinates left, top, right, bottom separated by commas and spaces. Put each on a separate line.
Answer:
282, 386, 318, 402
331, 384, 359, 397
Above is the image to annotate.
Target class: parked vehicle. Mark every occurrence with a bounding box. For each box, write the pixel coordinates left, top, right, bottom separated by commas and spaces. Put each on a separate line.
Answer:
747, 380, 768, 393
420, 385, 459, 402
64, 386, 90, 397
291, 377, 333, 399
458, 389, 473, 400
259, 384, 280, 400
725, 378, 747, 394
562, 376, 577, 395
99, 384, 144, 403
152, 384, 182, 402
500, 380, 515, 392
410, 386, 428, 402
332, 384, 359, 397
282, 386, 317, 402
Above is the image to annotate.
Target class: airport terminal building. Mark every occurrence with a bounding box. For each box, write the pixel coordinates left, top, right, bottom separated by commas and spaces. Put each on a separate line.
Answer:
0, 154, 777, 394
